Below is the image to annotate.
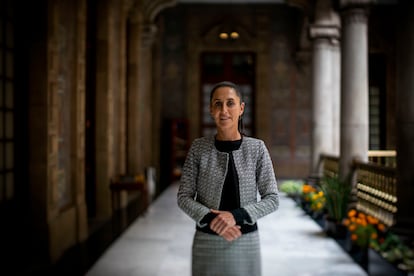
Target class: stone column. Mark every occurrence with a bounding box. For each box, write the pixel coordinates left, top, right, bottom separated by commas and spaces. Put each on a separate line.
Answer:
127, 11, 143, 174
140, 23, 157, 168
332, 40, 341, 156
95, 0, 116, 217
339, 6, 370, 179
395, 0, 414, 235
309, 0, 341, 176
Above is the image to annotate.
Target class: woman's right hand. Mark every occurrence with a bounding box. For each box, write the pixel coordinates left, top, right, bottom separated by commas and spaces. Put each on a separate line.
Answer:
209, 209, 242, 241
220, 225, 242, 242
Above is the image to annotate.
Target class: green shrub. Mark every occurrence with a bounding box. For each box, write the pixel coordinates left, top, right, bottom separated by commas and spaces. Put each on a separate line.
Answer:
279, 180, 304, 196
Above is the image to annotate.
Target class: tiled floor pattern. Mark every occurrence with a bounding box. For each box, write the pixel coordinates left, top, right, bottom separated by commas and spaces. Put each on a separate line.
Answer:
86, 183, 368, 276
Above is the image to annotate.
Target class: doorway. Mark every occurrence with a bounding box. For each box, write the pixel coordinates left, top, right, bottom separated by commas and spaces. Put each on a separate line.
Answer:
200, 52, 255, 137
85, 0, 97, 218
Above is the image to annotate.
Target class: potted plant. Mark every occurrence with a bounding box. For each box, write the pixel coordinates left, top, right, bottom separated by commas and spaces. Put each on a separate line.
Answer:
343, 209, 384, 269
301, 184, 326, 219
318, 175, 352, 239
279, 179, 303, 204
343, 209, 381, 248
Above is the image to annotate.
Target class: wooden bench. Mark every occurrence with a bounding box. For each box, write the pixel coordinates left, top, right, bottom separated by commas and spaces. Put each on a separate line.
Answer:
109, 174, 148, 212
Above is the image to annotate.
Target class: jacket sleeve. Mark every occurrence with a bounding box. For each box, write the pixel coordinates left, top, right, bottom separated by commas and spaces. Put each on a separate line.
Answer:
242, 141, 279, 224
177, 141, 211, 227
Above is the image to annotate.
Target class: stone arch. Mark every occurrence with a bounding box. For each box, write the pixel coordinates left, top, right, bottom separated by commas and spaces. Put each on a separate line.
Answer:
142, 0, 177, 22
201, 20, 255, 47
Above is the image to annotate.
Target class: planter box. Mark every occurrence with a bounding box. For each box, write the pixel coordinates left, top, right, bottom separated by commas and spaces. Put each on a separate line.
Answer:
368, 249, 407, 276
324, 217, 348, 240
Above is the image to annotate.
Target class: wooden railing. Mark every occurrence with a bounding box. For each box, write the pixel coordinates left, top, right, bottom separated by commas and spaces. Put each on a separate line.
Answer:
352, 160, 397, 227
368, 150, 397, 168
320, 154, 339, 178
319, 154, 398, 227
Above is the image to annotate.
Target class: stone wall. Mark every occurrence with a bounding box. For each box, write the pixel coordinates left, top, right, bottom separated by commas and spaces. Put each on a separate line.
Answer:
158, 4, 312, 178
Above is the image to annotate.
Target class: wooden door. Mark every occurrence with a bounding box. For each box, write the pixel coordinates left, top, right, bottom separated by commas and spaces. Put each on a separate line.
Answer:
200, 52, 255, 137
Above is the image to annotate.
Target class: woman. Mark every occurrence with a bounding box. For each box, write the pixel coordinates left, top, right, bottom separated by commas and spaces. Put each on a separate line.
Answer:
177, 81, 279, 276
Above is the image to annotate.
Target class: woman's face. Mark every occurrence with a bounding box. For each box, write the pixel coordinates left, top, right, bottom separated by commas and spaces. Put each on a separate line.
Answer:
210, 86, 244, 133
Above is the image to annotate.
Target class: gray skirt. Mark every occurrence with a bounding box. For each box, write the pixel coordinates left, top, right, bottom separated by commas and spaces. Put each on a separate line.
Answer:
192, 230, 261, 276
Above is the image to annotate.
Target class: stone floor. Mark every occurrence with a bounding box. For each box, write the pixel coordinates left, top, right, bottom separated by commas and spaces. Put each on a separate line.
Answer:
86, 182, 369, 276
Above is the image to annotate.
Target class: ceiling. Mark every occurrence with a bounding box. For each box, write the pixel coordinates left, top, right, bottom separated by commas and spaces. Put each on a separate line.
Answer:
177, 0, 285, 3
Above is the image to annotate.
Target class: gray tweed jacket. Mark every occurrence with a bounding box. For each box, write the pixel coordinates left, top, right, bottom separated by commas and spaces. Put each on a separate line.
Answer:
177, 135, 279, 228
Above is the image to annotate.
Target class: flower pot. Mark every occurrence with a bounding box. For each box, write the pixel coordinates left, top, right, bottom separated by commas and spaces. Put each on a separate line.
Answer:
324, 217, 348, 239
349, 242, 369, 271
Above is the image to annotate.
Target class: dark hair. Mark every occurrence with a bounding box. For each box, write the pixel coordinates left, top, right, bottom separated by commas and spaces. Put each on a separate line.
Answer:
209, 81, 243, 104
209, 81, 245, 135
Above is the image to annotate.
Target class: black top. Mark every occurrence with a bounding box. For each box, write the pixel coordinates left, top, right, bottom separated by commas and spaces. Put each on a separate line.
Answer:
197, 137, 257, 235
216, 139, 241, 211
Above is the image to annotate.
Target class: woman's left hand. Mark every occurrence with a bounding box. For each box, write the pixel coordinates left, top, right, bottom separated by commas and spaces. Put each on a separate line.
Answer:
209, 209, 237, 236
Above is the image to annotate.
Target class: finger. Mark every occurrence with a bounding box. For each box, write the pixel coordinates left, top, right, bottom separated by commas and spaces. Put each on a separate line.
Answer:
228, 226, 242, 237
211, 215, 229, 231
210, 209, 220, 214
218, 224, 230, 236
221, 229, 236, 241
210, 217, 223, 233
212, 218, 227, 235
221, 227, 241, 241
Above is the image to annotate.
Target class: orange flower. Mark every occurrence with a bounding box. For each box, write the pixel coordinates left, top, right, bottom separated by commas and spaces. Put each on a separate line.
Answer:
349, 224, 357, 231
302, 184, 316, 194
348, 209, 357, 217
377, 223, 386, 232
343, 218, 350, 226
358, 212, 366, 220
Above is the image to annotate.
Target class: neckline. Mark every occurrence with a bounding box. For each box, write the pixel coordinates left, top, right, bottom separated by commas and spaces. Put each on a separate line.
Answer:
214, 137, 242, 152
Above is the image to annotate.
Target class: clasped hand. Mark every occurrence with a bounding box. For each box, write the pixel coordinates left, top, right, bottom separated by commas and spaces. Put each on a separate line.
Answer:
209, 209, 242, 242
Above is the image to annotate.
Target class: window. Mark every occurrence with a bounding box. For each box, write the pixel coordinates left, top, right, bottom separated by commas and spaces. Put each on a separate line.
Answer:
201, 52, 255, 137
368, 54, 386, 150
0, 0, 15, 204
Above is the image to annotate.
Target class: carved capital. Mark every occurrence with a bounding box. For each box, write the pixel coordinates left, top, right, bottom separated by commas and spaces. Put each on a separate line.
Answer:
309, 24, 340, 40
341, 7, 368, 26
285, 0, 312, 15
142, 0, 177, 22
339, 0, 375, 8
124, 0, 136, 14
129, 0, 176, 23
141, 24, 158, 48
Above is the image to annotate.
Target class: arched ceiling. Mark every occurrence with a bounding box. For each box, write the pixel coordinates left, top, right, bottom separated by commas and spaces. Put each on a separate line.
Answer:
177, 0, 284, 3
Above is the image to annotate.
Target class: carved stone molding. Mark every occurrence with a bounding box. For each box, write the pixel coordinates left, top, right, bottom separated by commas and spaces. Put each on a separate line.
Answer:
286, 0, 312, 15
309, 25, 340, 40
339, 0, 375, 7
124, 0, 136, 14
341, 8, 368, 26
314, 0, 340, 25
201, 21, 255, 48
309, 0, 341, 43
141, 23, 158, 48
129, 0, 176, 24
141, 0, 177, 22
